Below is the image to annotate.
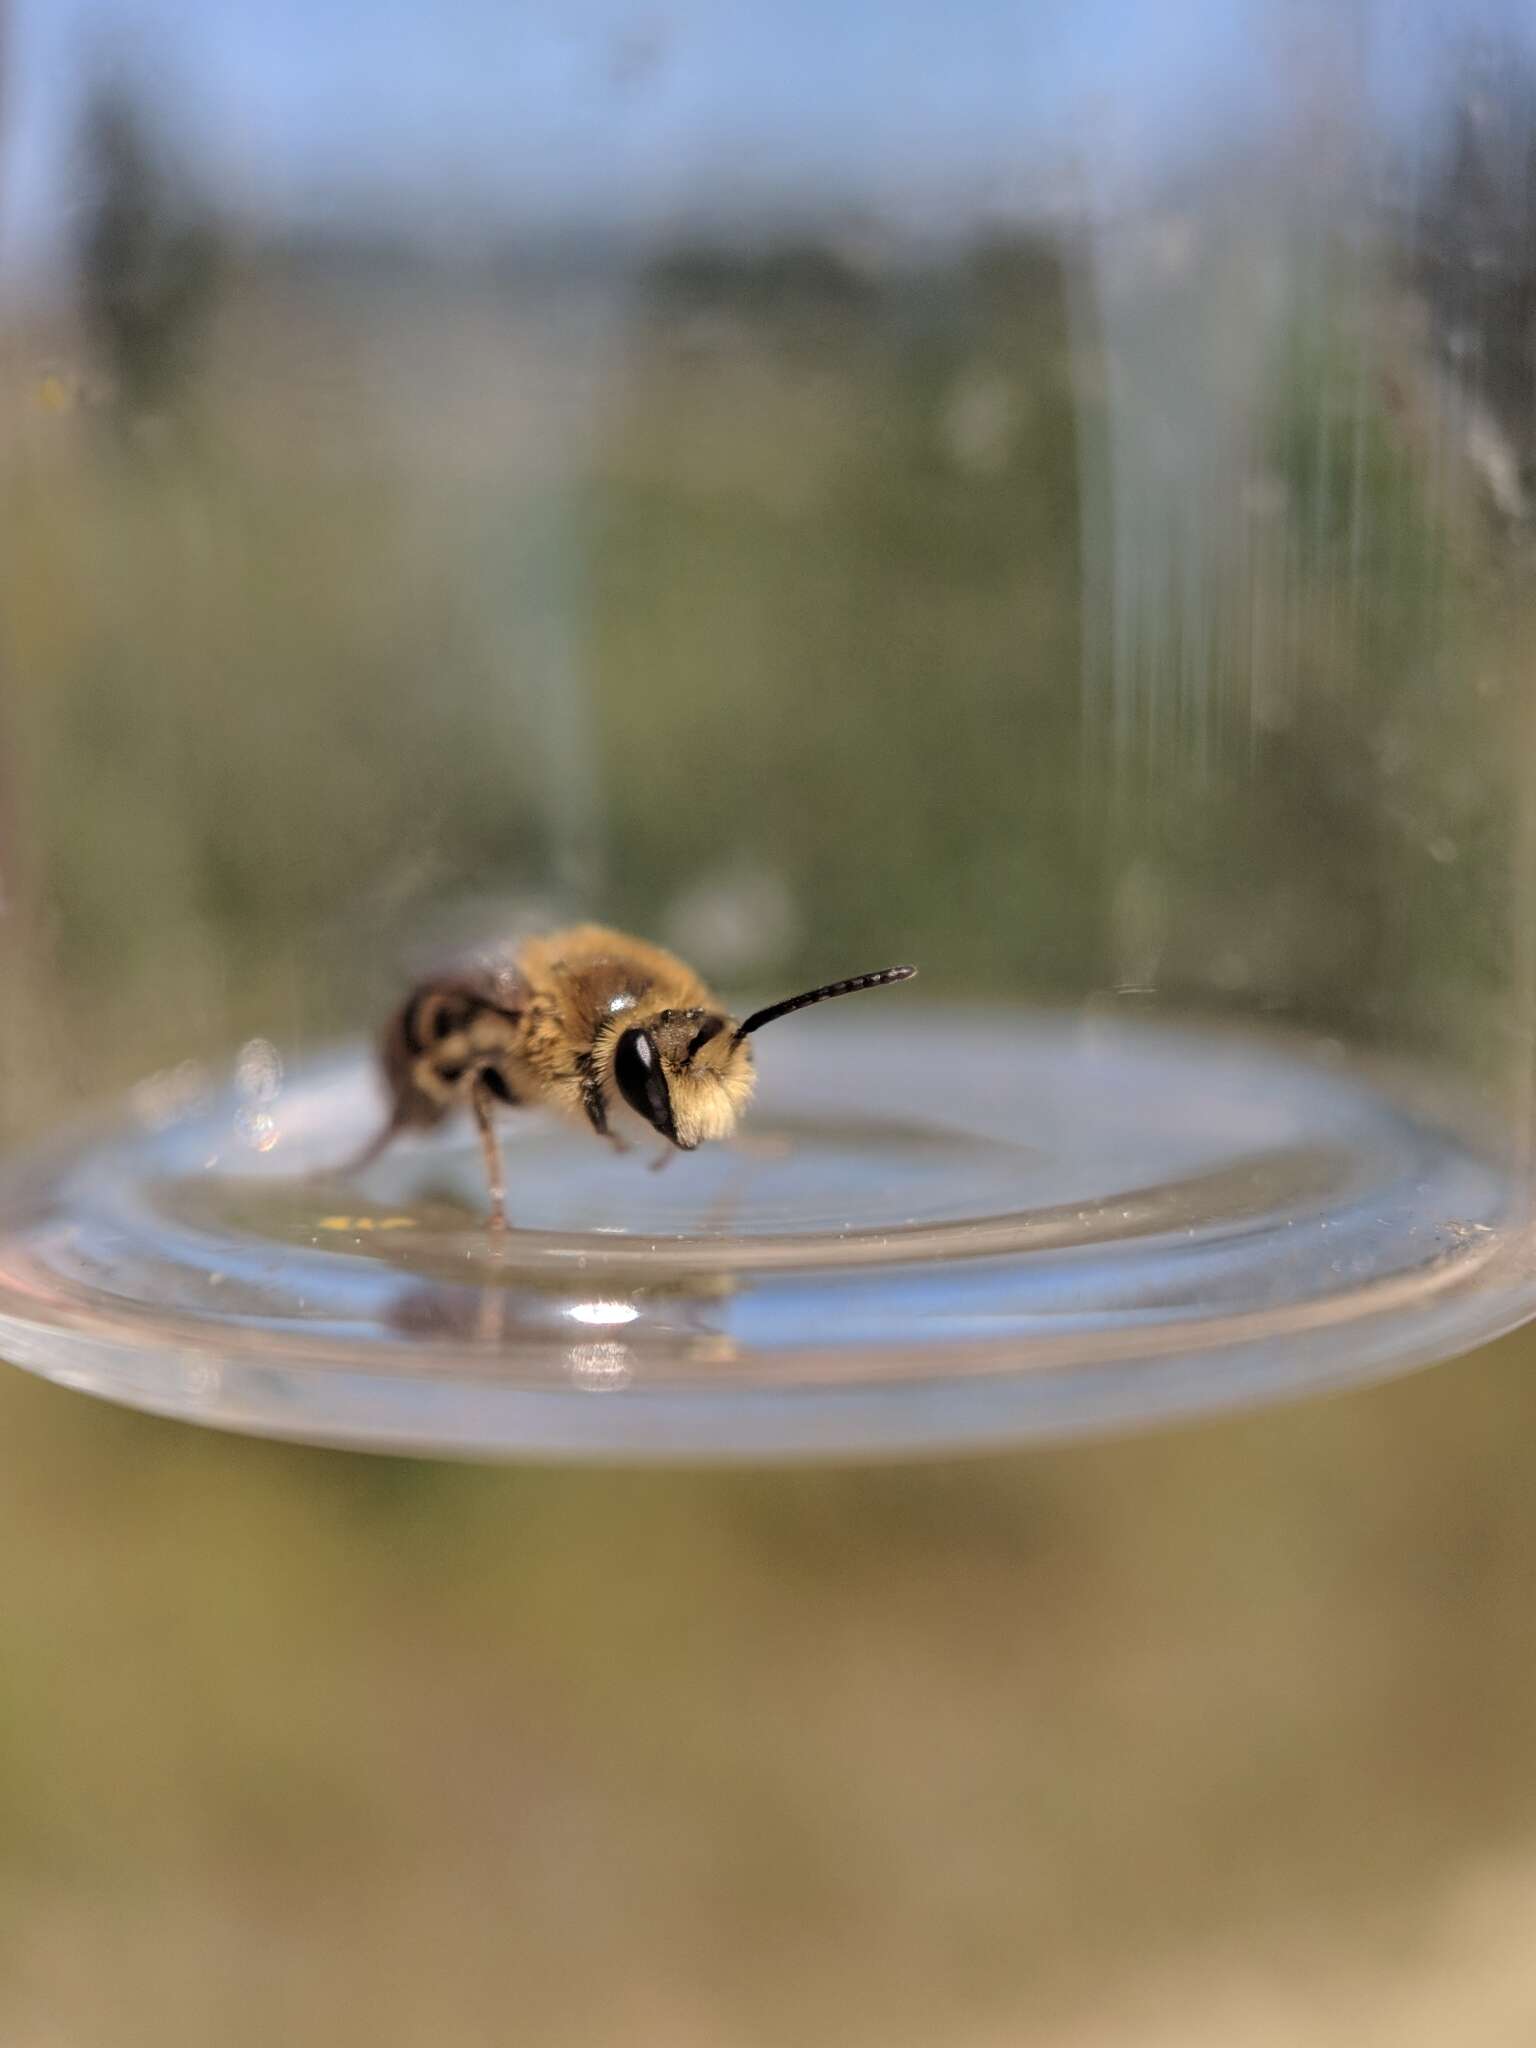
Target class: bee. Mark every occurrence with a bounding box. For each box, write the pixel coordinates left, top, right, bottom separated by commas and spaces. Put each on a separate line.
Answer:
351, 923, 916, 1228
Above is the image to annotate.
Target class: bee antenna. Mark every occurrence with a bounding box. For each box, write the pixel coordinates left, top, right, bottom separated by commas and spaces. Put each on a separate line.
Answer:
734, 965, 917, 1041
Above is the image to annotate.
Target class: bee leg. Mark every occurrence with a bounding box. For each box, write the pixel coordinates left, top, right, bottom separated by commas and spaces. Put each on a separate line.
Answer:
605, 1131, 631, 1158
648, 1148, 676, 1174
578, 1062, 613, 1142
470, 1078, 508, 1231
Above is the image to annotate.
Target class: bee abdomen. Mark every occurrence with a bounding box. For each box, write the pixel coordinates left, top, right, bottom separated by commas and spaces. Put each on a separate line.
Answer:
382, 978, 525, 1123
402, 987, 471, 1055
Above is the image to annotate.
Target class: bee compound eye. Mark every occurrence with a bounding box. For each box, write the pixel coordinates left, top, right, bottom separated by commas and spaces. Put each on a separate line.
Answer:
613, 1029, 676, 1141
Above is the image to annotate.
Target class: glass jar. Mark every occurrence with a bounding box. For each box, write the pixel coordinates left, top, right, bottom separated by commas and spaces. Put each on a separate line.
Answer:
1, 0, 1533, 1455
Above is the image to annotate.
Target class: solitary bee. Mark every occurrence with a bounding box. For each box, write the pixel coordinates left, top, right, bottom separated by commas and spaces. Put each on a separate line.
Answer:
352, 924, 916, 1227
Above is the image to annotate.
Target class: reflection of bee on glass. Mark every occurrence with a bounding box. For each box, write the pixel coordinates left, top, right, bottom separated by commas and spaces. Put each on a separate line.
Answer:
353, 924, 915, 1228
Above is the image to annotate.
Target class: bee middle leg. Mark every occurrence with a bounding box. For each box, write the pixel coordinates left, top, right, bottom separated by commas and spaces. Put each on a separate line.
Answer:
470, 1076, 508, 1231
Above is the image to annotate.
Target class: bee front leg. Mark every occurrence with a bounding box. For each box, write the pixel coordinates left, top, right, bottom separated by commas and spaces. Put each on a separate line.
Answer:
578, 1058, 613, 1145
578, 1061, 632, 1159
470, 1078, 508, 1231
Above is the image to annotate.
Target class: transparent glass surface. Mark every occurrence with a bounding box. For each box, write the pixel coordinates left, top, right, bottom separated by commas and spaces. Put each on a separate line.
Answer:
2, 1, 1535, 1457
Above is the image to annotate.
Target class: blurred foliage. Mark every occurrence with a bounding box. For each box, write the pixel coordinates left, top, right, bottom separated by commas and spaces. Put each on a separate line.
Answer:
596, 235, 1093, 993
0, 65, 1527, 1133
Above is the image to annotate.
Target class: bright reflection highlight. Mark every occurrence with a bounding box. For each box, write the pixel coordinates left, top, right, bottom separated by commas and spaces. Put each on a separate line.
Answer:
565, 1300, 640, 1327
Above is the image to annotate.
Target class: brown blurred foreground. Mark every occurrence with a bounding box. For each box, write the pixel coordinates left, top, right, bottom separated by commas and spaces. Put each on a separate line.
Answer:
0, 1324, 1534, 2046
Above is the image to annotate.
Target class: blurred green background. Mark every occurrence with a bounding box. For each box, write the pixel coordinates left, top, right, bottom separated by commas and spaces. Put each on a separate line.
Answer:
3, 45, 1536, 2048
1, 78, 1526, 1134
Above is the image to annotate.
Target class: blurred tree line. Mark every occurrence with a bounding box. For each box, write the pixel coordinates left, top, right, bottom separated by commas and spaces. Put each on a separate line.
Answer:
1413, 45, 1536, 516
74, 82, 222, 438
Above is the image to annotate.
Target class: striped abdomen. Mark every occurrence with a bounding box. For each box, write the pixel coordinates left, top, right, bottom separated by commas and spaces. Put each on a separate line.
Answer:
380, 976, 527, 1128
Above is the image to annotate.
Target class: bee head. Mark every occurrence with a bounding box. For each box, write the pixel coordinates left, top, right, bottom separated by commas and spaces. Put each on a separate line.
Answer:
609, 965, 916, 1151
611, 1010, 753, 1149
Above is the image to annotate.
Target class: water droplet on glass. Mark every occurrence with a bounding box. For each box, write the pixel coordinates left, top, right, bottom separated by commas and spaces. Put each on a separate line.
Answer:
234, 1107, 278, 1153
236, 1038, 283, 1102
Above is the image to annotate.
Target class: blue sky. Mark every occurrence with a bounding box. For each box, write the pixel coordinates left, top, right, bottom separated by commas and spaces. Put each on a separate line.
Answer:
1, 0, 1528, 266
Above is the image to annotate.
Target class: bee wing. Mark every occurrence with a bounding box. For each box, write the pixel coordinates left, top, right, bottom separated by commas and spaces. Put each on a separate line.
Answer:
393, 892, 569, 991
426, 957, 530, 1019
